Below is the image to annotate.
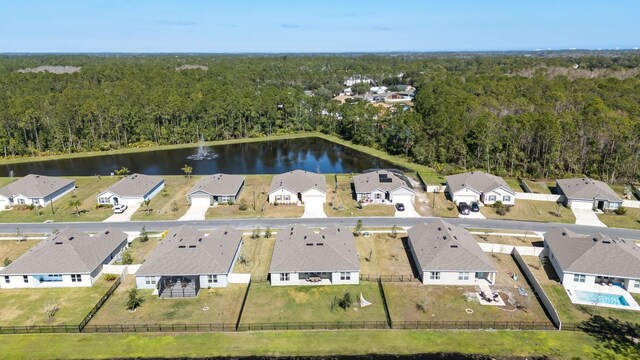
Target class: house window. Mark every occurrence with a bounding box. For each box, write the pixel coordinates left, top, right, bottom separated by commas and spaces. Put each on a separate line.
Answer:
487, 195, 496, 202
609, 202, 620, 210
284, 195, 290, 202
208, 275, 218, 284
340, 272, 351, 281
280, 273, 290, 281
98, 197, 110, 204
503, 195, 511, 202
23, 275, 29, 283
275, 195, 282, 202
71, 274, 82, 283
145, 277, 156, 285
17, 199, 25, 205
458, 272, 469, 281
33, 199, 40, 205
634, 280, 640, 289
573, 274, 586, 283
375, 193, 382, 200
430, 272, 440, 280
4, 276, 9, 284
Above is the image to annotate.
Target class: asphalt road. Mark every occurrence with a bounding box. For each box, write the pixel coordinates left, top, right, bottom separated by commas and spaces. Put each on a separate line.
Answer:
4, 216, 640, 239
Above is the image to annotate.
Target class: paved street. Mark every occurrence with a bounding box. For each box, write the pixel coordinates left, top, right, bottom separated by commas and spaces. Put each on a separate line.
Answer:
4, 216, 640, 239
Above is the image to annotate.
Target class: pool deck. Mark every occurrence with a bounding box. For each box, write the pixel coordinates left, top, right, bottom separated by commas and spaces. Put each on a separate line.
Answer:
565, 283, 640, 311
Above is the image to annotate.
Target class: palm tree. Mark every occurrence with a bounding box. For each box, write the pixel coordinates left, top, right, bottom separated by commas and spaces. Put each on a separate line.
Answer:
68, 199, 82, 216
143, 199, 151, 214
181, 164, 193, 178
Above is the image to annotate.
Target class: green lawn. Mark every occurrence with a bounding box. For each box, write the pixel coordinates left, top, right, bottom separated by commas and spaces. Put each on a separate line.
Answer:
89, 277, 246, 325
522, 256, 640, 324
131, 175, 200, 220
0, 176, 118, 223
475, 234, 543, 247
206, 175, 272, 219
0, 330, 600, 359
232, 236, 275, 276
0, 240, 40, 264
354, 233, 414, 276
240, 282, 387, 324
118, 237, 159, 264
480, 200, 576, 223
503, 177, 524, 192
325, 175, 395, 217
0, 278, 114, 326
598, 208, 640, 230
430, 192, 458, 218
418, 172, 446, 186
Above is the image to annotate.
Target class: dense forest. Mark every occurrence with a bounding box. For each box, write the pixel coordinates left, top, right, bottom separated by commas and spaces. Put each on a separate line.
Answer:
0, 52, 639, 182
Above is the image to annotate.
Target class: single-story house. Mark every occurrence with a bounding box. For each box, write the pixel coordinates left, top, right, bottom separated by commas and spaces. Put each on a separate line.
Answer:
0, 174, 75, 209
385, 92, 412, 103
543, 227, 640, 294
407, 220, 497, 285
556, 178, 623, 210
96, 173, 164, 206
136, 225, 243, 298
269, 224, 359, 286
187, 174, 245, 206
445, 171, 515, 205
353, 170, 415, 204
267, 170, 326, 205
0, 228, 127, 288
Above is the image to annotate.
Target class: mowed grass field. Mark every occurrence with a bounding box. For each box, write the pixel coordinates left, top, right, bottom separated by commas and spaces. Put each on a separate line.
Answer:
89, 277, 246, 325
240, 282, 387, 324
232, 236, 275, 276
522, 256, 640, 324
354, 233, 415, 276
598, 208, 640, 230
0, 240, 40, 263
480, 200, 576, 223
131, 175, 199, 220
0, 176, 118, 223
0, 278, 114, 326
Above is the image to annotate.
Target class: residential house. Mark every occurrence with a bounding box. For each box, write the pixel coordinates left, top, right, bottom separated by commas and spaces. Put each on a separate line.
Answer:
543, 227, 640, 294
96, 173, 165, 206
384, 92, 413, 103
136, 225, 243, 298
556, 178, 623, 210
445, 171, 515, 205
353, 170, 415, 204
344, 75, 373, 87
186, 174, 245, 206
269, 224, 359, 286
267, 170, 326, 205
0, 174, 75, 209
407, 220, 497, 285
0, 228, 127, 288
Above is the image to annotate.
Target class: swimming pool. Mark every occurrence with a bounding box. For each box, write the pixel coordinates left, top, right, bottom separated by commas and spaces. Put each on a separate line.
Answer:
574, 290, 630, 307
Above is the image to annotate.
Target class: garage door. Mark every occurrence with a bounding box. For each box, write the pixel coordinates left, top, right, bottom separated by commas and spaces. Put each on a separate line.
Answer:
392, 194, 414, 204
570, 200, 594, 210
454, 195, 477, 204
190, 195, 212, 206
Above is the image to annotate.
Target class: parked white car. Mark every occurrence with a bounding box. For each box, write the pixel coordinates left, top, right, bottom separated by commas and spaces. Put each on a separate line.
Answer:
113, 204, 128, 214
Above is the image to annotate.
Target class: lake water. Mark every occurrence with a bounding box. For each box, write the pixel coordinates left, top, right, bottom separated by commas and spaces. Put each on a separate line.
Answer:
0, 138, 404, 176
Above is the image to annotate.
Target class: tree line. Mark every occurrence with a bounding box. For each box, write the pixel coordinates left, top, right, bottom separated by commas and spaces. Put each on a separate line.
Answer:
0, 53, 639, 182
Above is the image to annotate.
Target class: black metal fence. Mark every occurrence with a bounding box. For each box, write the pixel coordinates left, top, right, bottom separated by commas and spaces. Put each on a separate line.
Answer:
237, 321, 389, 331
82, 323, 236, 333
78, 275, 122, 331
360, 274, 418, 283
392, 321, 556, 331
0, 324, 80, 334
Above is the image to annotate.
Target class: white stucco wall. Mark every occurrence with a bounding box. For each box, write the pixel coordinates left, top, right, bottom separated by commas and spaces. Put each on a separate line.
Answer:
331, 271, 359, 285
482, 188, 515, 205
268, 188, 298, 204
301, 188, 326, 203
136, 275, 161, 290
199, 274, 229, 288
270, 271, 358, 286
420, 271, 489, 285
389, 187, 416, 203
356, 190, 387, 203
450, 188, 481, 204
1, 273, 92, 289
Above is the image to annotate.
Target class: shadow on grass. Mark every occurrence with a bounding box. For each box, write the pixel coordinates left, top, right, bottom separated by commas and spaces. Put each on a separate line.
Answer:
400, 236, 421, 279
579, 315, 640, 359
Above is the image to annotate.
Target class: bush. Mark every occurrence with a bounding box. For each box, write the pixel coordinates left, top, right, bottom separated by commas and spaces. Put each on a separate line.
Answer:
104, 274, 117, 281
239, 200, 248, 211
3, 257, 12, 266
140, 226, 149, 242
126, 289, 144, 311
614, 207, 627, 215
121, 251, 133, 265
494, 201, 510, 216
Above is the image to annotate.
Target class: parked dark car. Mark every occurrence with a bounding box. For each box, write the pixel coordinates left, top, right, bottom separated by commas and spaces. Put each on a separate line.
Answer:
395, 203, 405, 211
458, 202, 470, 215
470, 201, 480, 212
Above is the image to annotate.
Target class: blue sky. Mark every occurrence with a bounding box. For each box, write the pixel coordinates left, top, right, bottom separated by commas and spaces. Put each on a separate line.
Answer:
1, 0, 638, 52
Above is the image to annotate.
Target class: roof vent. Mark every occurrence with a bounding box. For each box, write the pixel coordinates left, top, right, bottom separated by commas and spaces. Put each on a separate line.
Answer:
437, 227, 442, 231
68, 236, 74, 241
224, 231, 228, 235
188, 245, 196, 248
321, 235, 325, 239
104, 231, 110, 235
602, 240, 611, 244
592, 238, 598, 242
316, 243, 324, 246
337, 228, 341, 232
443, 236, 448, 240
306, 243, 313, 246
562, 232, 567, 236
450, 244, 458, 248
304, 236, 307, 240
178, 245, 186, 248
54, 241, 63, 245
198, 238, 202, 242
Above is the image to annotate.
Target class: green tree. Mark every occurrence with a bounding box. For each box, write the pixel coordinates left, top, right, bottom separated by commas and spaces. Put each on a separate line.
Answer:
68, 199, 82, 216
114, 167, 130, 177
126, 289, 144, 311
121, 251, 133, 265
143, 199, 151, 214
264, 227, 272, 238
140, 226, 149, 242
181, 164, 193, 178
353, 219, 364, 236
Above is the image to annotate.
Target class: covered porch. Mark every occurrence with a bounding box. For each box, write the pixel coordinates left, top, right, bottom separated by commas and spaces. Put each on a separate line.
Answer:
297, 272, 333, 286
158, 275, 200, 298
475, 271, 496, 285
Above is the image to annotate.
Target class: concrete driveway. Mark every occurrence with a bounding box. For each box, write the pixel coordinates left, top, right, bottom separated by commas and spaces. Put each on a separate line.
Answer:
179, 203, 210, 221
103, 204, 141, 222
394, 202, 421, 218
301, 199, 327, 218
459, 211, 486, 219
572, 208, 607, 227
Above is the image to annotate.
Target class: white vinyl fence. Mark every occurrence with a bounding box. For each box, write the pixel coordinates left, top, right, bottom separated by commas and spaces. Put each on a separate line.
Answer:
479, 242, 545, 256
228, 273, 251, 284
622, 200, 640, 209
515, 192, 563, 202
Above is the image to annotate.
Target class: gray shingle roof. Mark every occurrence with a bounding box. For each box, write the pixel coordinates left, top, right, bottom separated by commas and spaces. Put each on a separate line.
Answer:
556, 178, 622, 202
268, 170, 326, 195
0, 228, 127, 275
407, 220, 496, 273
544, 228, 640, 278
0, 174, 74, 199
101, 173, 164, 198
136, 226, 243, 276
353, 170, 414, 194
187, 174, 245, 196
445, 171, 514, 195
269, 225, 359, 273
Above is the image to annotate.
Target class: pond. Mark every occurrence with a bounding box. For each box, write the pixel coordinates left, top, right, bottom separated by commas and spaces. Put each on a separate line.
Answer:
0, 138, 405, 176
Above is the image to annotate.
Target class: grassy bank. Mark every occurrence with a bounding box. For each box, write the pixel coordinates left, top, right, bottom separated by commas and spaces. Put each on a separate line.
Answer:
0, 330, 598, 359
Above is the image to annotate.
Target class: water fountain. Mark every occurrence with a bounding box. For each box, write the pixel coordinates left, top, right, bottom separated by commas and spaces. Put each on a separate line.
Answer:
186, 139, 219, 161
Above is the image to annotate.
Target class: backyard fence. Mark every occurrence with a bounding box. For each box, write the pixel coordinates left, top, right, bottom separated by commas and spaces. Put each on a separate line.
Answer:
392, 320, 556, 331
78, 275, 123, 331
250, 275, 269, 283
237, 321, 390, 331
82, 323, 236, 333
514, 192, 563, 202
0, 324, 80, 335
517, 177, 531, 193
360, 274, 418, 283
